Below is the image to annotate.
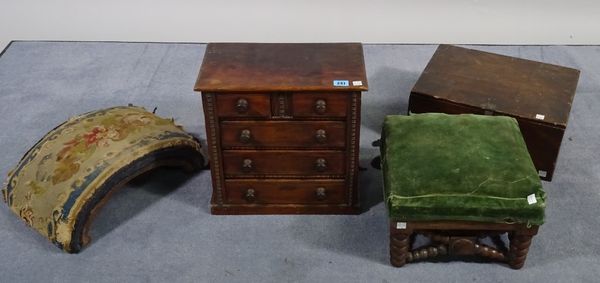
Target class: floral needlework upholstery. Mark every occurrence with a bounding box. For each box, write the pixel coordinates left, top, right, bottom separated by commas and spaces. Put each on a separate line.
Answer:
381, 113, 546, 226
2, 106, 207, 253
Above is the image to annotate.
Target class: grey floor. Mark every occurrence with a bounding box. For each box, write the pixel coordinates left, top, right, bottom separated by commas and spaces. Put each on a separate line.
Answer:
0, 42, 599, 283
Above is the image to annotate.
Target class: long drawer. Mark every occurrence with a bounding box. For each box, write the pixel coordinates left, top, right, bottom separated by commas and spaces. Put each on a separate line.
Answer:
222, 150, 345, 178
220, 121, 346, 149
224, 179, 346, 204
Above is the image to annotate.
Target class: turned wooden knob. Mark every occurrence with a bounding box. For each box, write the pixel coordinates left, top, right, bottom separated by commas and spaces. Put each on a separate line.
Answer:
239, 129, 251, 143
242, 158, 253, 172
235, 98, 249, 113
315, 158, 327, 172
315, 129, 327, 143
244, 189, 256, 202
315, 99, 327, 114
315, 187, 327, 200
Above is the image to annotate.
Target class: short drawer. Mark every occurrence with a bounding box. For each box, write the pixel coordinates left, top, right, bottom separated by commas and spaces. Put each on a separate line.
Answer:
292, 92, 349, 117
224, 179, 346, 204
220, 121, 346, 148
222, 150, 345, 177
215, 93, 271, 117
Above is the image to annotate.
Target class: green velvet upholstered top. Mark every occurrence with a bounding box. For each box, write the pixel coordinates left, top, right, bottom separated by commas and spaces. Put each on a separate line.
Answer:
381, 113, 545, 226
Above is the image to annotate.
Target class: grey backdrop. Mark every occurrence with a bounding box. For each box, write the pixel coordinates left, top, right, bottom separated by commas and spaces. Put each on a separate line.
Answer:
0, 42, 598, 282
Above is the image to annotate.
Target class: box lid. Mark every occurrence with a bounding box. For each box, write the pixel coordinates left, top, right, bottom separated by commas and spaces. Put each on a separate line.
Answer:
411, 45, 580, 127
194, 43, 368, 92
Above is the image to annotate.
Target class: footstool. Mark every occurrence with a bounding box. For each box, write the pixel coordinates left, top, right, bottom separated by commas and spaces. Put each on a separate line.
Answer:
2, 106, 207, 253
380, 113, 546, 269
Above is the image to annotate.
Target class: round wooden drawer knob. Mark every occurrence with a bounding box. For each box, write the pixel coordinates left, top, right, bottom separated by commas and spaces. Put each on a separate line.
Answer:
242, 158, 253, 172
315, 99, 327, 114
315, 158, 327, 172
235, 98, 249, 113
315, 129, 327, 143
244, 188, 256, 202
315, 187, 327, 200
240, 129, 252, 143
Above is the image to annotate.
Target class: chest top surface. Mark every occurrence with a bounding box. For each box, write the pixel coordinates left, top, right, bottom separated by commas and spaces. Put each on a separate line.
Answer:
194, 43, 368, 93
412, 45, 580, 126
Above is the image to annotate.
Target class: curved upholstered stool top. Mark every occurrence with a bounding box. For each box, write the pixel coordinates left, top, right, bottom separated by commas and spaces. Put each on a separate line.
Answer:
381, 113, 546, 226
2, 106, 206, 253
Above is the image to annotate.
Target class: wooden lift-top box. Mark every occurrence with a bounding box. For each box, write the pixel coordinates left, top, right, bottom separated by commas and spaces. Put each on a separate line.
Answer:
409, 45, 580, 181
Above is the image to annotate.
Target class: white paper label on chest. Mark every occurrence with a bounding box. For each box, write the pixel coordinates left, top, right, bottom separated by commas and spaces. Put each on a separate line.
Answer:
396, 222, 407, 229
527, 194, 537, 205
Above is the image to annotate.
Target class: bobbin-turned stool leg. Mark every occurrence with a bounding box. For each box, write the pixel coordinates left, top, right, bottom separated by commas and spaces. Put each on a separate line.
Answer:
508, 232, 535, 269
390, 221, 412, 267
390, 232, 411, 267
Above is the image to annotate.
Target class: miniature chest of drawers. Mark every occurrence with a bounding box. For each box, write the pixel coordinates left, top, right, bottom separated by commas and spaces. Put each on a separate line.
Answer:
194, 43, 368, 214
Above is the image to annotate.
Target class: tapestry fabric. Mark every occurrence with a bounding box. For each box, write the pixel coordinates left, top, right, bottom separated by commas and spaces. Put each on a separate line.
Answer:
2, 106, 206, 252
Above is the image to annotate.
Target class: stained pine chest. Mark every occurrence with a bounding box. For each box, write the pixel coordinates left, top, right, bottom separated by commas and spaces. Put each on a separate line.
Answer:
195, 43, 368, 214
